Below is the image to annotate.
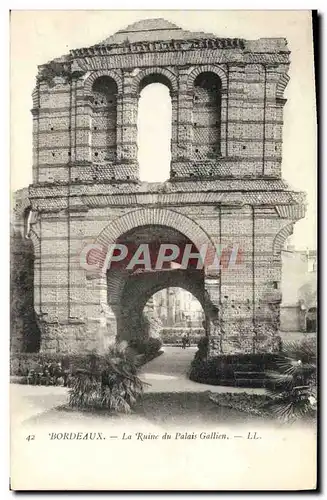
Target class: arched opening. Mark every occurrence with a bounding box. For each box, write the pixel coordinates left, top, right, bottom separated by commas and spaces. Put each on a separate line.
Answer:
10, 227, 41, 353
91, 76, 118, 163
137, 77, 172, 182
143, 287, 205, 347
193, 72, 222, 159
106, 223, 210, 343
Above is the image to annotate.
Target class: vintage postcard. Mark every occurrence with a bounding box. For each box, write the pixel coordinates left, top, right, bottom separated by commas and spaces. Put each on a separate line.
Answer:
10, 10, 317, 491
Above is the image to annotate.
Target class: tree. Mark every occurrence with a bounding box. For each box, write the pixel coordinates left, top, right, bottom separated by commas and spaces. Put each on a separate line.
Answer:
68, 342, 145, 413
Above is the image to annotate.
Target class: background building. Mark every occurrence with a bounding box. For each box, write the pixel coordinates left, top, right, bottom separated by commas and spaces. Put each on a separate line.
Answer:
280, 246, 317, 333
150, 287, 204, 327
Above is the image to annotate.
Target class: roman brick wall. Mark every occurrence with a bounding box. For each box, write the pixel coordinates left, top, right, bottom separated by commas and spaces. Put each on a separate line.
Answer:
27, 198, 301, 340
32, 36, 290, 185
16, 23, 305, 353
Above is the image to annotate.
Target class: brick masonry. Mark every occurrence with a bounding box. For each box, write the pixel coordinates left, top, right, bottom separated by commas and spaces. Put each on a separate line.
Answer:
12, 19, 306, 355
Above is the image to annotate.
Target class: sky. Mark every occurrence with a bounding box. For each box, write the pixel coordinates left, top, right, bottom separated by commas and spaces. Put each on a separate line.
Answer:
10, 10, 317, 250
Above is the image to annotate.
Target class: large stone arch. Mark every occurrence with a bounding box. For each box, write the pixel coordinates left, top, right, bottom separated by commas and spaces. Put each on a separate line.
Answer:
187, 65, 228, 91
91, 209, 215, 342
94, 207, 214, 262
131, 67, 178, 95
108, 267, 205, 311
135, 274, 205, 311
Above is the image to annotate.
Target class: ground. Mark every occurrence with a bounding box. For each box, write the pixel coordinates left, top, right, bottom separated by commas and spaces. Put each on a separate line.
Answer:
11, 346, 267, 429
10, 346, 316, 491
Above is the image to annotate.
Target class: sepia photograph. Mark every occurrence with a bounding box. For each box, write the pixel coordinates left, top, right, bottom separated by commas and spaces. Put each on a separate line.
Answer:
9, 9, 317, 491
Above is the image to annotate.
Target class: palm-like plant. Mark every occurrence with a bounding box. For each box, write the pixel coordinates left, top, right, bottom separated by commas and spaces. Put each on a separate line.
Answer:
69, 342, 145, 413
264, 339, 317, 422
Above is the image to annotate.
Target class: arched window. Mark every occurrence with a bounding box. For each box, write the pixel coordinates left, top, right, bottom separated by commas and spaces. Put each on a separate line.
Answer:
91, 76, 118, 163
192, 72, 222, 159
137, 78, 172, 182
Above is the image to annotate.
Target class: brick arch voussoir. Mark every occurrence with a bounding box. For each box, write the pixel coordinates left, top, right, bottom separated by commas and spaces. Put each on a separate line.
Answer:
29, 229, 41, 257
95, 208, 214, 253
84, 70, 123, 95
187, 65, 227, 91
107, 270, 128, 306
273, 222, 294, 256
32, 86, 39, 108
276, 73, 290, 100
132, 67, 178, 94
120, 271, 205, 320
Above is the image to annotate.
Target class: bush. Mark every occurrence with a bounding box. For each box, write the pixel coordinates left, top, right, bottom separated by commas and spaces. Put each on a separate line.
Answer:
68, 343, 144, 413
129, 337, 163, 361
26, 360, 68, 386
161, 328, 205, 346
10, 352, 112, 386
10, 352, 85, 386
189, 349, 281, 387
208, 339, 318, 422
10, 337, 162, 386
264, 339, 317, 422
11, 352, 84, 376
209, 392, 273, 417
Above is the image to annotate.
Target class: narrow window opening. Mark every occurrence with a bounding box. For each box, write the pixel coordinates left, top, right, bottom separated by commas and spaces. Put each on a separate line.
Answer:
193, 72, 222, 158
138, 82, 172, 182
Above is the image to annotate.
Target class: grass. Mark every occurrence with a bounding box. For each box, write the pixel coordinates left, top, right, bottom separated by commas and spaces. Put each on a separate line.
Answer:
49, 391, 266, 426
